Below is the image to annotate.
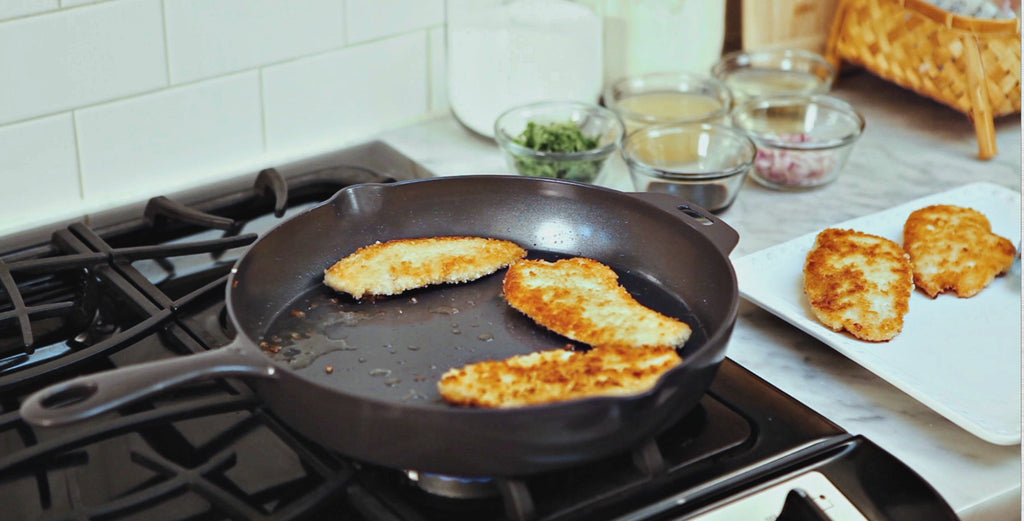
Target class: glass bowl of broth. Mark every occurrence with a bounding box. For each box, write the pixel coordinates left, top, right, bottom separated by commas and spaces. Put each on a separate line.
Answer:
603, 72, 733, 134
621, 122, 756, 213
712, 49, 836, 102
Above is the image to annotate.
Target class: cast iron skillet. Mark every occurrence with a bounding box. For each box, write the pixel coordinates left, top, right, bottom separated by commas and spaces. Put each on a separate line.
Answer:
20, 175, 739, 478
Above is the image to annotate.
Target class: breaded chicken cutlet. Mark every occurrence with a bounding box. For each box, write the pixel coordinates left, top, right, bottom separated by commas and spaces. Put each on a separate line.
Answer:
438, 345, 682, 408
803, 228, 914, 342
903, 205, 1016, 298
324, 236, 526, 299
502, 257, 692, 348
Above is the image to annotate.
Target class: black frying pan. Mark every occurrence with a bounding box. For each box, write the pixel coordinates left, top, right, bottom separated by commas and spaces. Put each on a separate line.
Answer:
20, 175, 739, 478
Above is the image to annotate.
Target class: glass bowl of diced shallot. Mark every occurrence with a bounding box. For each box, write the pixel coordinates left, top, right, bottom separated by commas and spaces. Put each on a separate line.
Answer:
730, 94, 865, 191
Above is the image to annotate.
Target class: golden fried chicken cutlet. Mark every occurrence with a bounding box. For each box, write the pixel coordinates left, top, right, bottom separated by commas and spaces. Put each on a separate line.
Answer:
324, 237, 526, 299
803, 228, 914, 342
502, 257, 692, 349
438, 345, 682, 408
903, 205, 1016, 298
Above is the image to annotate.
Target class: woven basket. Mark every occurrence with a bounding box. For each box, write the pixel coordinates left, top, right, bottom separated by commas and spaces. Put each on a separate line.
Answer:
825, 0, 1021, 159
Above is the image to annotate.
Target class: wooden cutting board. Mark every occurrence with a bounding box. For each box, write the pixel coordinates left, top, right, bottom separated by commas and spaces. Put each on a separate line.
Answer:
741, 0, 840, 53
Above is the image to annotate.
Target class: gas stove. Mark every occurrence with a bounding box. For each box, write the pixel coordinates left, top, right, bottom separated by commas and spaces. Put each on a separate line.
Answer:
0, 141, 959, 521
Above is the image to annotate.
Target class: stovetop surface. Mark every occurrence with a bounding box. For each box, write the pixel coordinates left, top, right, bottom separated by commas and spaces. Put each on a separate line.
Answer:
0, 141, 942, 521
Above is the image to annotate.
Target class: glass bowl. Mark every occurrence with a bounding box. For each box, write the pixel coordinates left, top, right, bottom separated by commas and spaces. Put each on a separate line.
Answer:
494, 101, 625, 183
711, 48, 836, 101
621, 123, 756, 213
730, 94, 865, 191
603, 72, 733, 134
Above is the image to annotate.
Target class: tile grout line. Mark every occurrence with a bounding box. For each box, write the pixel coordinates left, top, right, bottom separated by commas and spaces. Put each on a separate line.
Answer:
426, 28, 437, 113
0, 0, 116, 24
71, 110, 86, 202
258, 68, 268, 152
160, 0, 173, 86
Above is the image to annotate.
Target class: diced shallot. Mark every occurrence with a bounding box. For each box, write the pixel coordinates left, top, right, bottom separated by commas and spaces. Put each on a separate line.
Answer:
754, 133, 838, 186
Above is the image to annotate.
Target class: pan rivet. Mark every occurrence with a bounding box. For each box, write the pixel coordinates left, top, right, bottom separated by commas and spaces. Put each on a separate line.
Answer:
325, 365, 335, 374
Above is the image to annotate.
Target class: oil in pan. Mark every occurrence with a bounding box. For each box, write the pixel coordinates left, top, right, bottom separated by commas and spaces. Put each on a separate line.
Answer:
259, 250, 705, 407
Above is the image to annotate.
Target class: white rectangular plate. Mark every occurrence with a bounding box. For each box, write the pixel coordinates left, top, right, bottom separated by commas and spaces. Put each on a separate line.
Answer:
734, 182, 1021, 445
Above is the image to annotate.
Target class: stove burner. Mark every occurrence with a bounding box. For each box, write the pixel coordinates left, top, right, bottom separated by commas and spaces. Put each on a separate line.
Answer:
405, 470, 498, 499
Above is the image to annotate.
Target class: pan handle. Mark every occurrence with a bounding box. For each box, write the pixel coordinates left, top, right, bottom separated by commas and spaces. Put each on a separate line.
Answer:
19, 339, 276, 428
627, 192, 740, 255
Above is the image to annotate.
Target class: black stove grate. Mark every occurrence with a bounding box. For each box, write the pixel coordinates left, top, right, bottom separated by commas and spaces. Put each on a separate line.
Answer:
0, 395, 354, 521
0, 157, 406, 521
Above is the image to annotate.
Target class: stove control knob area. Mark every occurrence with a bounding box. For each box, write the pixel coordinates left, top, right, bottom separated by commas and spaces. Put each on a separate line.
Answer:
776, 488, 832, 521
683, 471, 869, 521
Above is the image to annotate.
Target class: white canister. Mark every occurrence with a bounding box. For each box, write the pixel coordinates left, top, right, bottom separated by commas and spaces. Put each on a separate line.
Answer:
446, 0, 604, 138
602, 0, 726, 85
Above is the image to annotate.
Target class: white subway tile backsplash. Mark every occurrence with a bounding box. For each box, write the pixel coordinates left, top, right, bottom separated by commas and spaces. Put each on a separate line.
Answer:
0, 0, 58, 21
262, 33, 429, 153
75, 72, 264, 202
345, 0, 444, 43
0, 0, 167, 125
164, 0, 346, 84
0, 1, 447, 235
0, 114, 81, 220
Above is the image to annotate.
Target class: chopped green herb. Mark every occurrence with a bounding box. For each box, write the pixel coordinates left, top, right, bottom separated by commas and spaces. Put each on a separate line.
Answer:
511, 120, 606, 182
515, 121, 598, 152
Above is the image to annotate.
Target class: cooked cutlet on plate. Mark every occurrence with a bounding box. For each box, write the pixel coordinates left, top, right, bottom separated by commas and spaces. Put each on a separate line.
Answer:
324, 236, 527, 299
903, 204, 1017, 298
502, 257, 692, 348
803, 228, 915, 342
438, 345, 682, 408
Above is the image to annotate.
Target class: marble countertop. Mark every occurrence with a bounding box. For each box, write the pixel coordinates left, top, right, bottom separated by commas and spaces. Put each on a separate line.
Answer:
375, 70, 1023, 521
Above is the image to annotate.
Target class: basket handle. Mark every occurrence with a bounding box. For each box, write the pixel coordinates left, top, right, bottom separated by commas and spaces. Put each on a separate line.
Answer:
963, 32, 998, 160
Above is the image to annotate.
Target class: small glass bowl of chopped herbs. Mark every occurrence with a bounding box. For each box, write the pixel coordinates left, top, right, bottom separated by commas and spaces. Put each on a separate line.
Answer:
494, 101, 625, 183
